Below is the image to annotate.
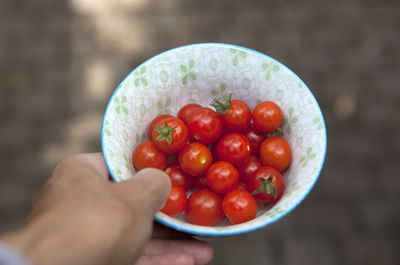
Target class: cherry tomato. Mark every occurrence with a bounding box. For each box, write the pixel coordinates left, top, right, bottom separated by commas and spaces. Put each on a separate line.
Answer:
147, 114, 173, 139
178, 143, 213, 176
252, 101, 282, 133
211, 94, 251, 132
247, 166, 284, 203
160, 183, 187, 217
178, 103, 202, 123
152, 116, 189, 154
222, 189, 258, 224
132, 141, 168, 170
165, 163, 193, 191
216, 133, 251, 167
237, 155, 262, 182
185, 189, 223, 226
259, 136, 292, 172
187, 107, 223, 145
206, 161, 239, 194
193, 176, 209, 190
243, 126, 265, 155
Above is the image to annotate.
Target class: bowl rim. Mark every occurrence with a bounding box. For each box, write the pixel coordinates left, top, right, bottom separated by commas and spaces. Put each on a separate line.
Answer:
101, 42, 327, 236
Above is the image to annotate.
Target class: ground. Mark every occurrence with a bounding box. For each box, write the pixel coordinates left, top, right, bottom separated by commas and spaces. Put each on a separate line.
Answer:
0, 0, 399, 264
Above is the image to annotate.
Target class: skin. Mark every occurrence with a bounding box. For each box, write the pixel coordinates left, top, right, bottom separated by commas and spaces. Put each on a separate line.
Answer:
0, 153, 213, 265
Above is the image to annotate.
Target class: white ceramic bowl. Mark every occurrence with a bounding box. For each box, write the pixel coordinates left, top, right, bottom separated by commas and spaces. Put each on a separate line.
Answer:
101, 43, 327, 236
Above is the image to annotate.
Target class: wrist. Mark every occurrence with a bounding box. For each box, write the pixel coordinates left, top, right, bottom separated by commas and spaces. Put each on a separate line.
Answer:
0, 224, 60, 265
0, 228, 35, 263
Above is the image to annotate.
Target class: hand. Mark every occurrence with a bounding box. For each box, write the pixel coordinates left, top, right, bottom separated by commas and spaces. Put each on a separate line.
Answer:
1, 153, 213, 265
136, 223, 213, 265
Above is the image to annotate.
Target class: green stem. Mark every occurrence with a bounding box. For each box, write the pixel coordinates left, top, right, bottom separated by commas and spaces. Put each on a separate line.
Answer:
252, 175, 277, 198
210, 93, 233, 114
153, 121, 177, 145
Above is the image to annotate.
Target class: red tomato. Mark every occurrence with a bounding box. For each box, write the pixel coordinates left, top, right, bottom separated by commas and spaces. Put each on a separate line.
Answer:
259, 136, 292, 172
206, 161, 239, 194
247, 166, 284, 203
160, 183, 187, 217
187, 108, 223, 145
211, 95, 251, 132
193, 176, 209, 190
165, 163, 193, 191
178, 103, 202, 123
222, 189, 258, 224
152, 116, 189, 154
252, 101, 282, 133
237, 156, 262, 182
216, 133, 251, 167
185, 189, 223, 226
178, 143, 213, 176
243, 126, 265, 155
132, 141, 168, 170
147, 114, 173, 139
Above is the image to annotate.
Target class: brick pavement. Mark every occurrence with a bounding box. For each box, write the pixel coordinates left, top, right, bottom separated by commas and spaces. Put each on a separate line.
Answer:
1, 0, 399, 264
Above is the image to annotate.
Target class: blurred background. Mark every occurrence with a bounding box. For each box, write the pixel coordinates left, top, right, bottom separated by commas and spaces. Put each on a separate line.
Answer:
0, 0, 399, 264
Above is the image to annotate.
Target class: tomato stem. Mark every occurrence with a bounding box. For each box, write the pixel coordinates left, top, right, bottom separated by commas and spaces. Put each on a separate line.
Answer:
210, 93, 232, 114
252, 175, 277, 198
265, 127, 284, 138
153, 121, 177, 145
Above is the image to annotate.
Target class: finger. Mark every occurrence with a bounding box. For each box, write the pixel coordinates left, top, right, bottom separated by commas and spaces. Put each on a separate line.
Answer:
142, 239, 213, 265
135, 253, 194, 265
113, 168, 171, 216
74, 153, 110, 180
52, 153, 110, 181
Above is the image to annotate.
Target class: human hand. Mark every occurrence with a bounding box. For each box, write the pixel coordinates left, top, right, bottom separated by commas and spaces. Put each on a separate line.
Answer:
1, 153, 213, 265
136, 222, 213, 265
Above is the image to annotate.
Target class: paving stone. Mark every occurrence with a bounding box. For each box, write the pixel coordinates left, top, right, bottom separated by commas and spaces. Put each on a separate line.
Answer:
1, 0, 399, 264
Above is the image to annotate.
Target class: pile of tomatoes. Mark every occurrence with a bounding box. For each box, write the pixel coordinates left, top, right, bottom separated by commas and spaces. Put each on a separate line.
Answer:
132, 95, 292, 226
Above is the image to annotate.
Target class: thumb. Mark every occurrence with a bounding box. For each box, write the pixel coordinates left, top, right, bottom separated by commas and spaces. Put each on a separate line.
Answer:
114, 168, 171, 216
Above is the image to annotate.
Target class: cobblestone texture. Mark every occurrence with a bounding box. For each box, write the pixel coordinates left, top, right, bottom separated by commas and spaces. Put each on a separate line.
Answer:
1, 0, 399, 264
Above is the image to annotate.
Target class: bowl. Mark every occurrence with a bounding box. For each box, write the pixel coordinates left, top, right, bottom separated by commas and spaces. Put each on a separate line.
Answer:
101, 43, 327, 236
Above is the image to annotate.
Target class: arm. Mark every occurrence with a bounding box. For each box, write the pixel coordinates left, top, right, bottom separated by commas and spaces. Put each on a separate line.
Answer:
0, 153, 213, 265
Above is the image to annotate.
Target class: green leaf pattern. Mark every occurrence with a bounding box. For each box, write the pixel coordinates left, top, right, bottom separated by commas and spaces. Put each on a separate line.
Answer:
133, 66, 148, 88
210, 83, 228, 97
114, 95, 129, 115
262, 61, 280, 81
229, 48, 247, 66
180, 59, 197, 85
299, 147, 317, 168
283, 107, 298, 134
